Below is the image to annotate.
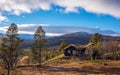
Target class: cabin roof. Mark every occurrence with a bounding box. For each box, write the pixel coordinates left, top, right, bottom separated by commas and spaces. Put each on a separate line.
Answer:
63, 44, 77, 50
63, 43, 94, 51
63, 44, 83, 50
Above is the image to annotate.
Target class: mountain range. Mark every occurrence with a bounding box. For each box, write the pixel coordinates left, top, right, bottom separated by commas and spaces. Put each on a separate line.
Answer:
21, 32, 120, 48
0, 32, 120, 48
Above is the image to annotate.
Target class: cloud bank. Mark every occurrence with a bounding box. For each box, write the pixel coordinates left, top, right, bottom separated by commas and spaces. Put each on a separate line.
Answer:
0, 0, 120, 22
0, 24, 63, 36
0, 24, 120, 36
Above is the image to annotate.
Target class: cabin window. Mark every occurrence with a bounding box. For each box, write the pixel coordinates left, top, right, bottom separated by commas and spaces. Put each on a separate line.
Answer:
72, 50, 76, 54
67, 50, 71, 53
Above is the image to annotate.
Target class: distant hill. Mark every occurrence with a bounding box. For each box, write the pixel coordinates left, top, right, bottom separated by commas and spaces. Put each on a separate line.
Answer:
19, 34, 54, 40
21, 32, 120, 48
21, 32, 91, 48
46, 32, 92, 47
19, 34, 34, 40
0, 33, 3, 37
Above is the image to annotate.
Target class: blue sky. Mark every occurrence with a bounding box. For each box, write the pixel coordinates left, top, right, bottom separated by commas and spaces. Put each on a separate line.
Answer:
0, 0, 120, 36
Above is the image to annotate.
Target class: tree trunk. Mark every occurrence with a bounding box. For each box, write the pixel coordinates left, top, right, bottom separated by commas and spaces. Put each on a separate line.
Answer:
7, 65, 10, 75
90, 54, 93, 61
7, 69, 10, 75
39, 48, 41, 67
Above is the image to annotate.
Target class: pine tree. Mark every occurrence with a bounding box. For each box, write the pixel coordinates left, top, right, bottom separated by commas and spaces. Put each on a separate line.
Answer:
89, 33, 102, 60
0, 23, 23, 75
32, 26, 46, 66
89, 33, 102, 49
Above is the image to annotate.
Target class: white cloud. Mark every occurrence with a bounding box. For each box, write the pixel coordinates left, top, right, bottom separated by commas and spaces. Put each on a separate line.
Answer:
0, 14, 8, 22
46, 33, 63, 36
18, 31, 62, 36
0, 0, 120, 22
0, 23, 48, 33
18, 31, 34, 34
17, 24, 48, 27
65, 7, 79, 13
53, 0, 120, 18
0, 0, 52, 22
0, 0, 51, 15
0, 25, 8, 32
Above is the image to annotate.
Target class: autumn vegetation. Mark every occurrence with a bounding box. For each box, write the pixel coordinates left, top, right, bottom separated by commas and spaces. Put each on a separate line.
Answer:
0, 23, 120, 75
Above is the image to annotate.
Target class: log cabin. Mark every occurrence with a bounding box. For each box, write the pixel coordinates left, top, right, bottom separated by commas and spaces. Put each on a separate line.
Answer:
63, 43, 94, 57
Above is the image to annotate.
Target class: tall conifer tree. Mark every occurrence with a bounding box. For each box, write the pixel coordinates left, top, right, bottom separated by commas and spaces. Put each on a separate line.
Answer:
0, 23, 23, 75
32, 26, 46, 66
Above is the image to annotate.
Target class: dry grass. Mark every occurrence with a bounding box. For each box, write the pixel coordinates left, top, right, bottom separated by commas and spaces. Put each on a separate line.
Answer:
1, 60, 120, 75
